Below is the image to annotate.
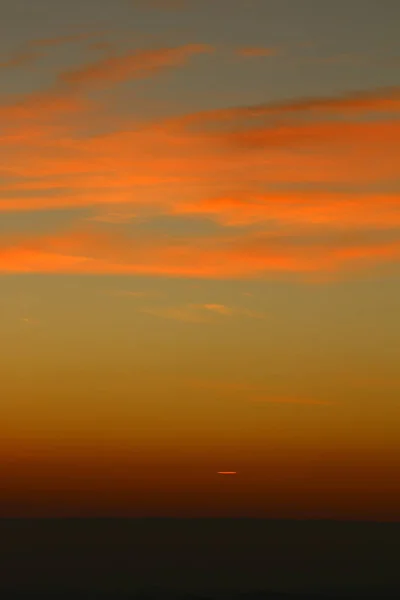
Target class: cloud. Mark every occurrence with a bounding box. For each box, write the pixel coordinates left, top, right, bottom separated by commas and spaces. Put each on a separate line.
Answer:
1, 86, 398, 191
175, 86, 400, 126
0, 88, 87, 122
202, 304, 264, 318
2, 227, 400, 278
236, 46, 278, 58
175, 191, 400, 228
29, 33, 101, 49
202, 303, 234, 315
59, 44, 213, 89
0, 50, 40, 69
0, 85, 399, 280
20, 316, 40, 326
0, 32, 100, 70
87, 211, 137, 224
0, 42, 212, 125
141, 303, 264, 322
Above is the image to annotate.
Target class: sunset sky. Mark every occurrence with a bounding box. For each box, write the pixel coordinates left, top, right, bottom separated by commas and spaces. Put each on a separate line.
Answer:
1, 0, 400, 519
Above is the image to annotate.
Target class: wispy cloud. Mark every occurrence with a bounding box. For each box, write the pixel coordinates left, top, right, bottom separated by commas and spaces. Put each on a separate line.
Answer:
202, 304, 264, 318
236, 46, 278, 58
140, 303, 265, 322
1, 85, 399, 279
0, 50, 39, 69
176, 86, 400, 123
202, 303, 234, 315
59, 44, 213, 89
19, 316, 40, 326
2, 227, 400, 278
0, 32, 100, 70
87, 211, 137, 224
175, 191, 400, 228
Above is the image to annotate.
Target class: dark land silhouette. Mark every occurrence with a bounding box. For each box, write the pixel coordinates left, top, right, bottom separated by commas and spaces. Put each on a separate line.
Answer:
1, 519, 399, 599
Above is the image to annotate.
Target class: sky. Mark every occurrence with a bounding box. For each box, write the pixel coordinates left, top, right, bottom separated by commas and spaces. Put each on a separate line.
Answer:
1, 0, 400, 519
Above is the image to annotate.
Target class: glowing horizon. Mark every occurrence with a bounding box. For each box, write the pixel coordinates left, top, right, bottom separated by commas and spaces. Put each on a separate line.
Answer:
1, 0, 400, 520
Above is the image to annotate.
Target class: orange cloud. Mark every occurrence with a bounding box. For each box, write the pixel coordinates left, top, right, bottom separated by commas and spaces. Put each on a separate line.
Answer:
174, 191, 400, 228
1, 228, 400, 278
0, 88, 87, 122
59, 44, 213, 88
87, 210, 137, 224
201, 304, 264, 318
1, 84, 399, 279
140, 303, 264, 322
0, 41, 212, 125
202, 86, 400, 120
202, 304, 234, 315
1, 93, 398, 216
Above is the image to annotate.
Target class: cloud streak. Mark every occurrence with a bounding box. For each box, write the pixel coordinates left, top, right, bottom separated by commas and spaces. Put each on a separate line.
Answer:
59, 44, 213, 89
1, 81, 399, 279
141, 303, 265, 322
0, 32, 100, 70
1, 228, 400, 278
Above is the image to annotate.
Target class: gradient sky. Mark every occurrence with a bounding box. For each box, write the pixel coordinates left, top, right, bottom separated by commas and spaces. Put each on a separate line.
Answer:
1, 0, 400, 519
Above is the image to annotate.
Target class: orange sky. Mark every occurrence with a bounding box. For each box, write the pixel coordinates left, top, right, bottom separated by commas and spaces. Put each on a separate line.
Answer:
1, 0, 400, 519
